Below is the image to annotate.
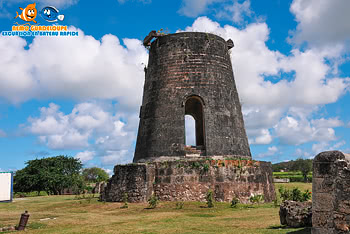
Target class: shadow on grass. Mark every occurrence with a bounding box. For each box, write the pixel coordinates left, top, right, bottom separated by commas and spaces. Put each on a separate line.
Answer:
268, 226, 311, 234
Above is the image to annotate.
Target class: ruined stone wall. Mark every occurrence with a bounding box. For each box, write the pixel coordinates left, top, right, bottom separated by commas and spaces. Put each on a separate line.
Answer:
312, 151, 350, 234
103, 164, 155, 202
102, 159, 275, 203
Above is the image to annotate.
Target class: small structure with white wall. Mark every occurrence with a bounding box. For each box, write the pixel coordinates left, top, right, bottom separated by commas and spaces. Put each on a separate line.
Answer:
0, 172, 13, 202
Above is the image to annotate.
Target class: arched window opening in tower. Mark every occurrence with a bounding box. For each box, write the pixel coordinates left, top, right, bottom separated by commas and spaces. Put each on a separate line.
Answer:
184, 96, 205, 149
185, 115, 195, 146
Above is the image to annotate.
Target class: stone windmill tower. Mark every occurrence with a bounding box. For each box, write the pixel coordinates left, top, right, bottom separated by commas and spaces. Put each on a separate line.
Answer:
134, 31, 251, 162
101, 31, 275, 204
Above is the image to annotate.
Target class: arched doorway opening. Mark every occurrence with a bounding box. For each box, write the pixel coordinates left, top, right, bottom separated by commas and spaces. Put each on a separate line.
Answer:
184, 96, 205, 149
185, 115, 196, 146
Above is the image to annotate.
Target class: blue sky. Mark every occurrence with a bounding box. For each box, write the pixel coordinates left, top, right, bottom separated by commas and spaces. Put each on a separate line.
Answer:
0, 0, 350, 173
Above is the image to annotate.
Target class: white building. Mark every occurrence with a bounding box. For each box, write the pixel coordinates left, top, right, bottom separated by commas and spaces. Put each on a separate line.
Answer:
0, 172, 13, 202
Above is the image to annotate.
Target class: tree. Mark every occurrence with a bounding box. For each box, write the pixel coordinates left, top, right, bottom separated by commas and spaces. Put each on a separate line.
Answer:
292, 158, 312, 182
82, 167, 109, 183
14, 155, 83, 195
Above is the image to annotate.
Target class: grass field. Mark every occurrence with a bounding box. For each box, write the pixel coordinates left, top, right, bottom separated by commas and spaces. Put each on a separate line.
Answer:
273, 172, 312, 182
0, 183, 312, 234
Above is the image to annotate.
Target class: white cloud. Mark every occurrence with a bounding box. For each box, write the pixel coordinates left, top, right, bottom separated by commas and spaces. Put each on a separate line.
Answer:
26, 102, 137, 161
184, 17, 349, 147
295, 148, 311, 158
311, 118, 343, 128
247, 128, 272, 145
6, 16, 349, 165
333, 140, 346, 149
215, 0, 252, 24
101, 150, 129, 165
0, 28, 148, 109
102, 168, 113, 176
184, 17, 349, 108
75, 151, 95, 163
256, 146, 278, 158
311, 142, 329, 154
274, 115, 339, 145
178, 0, 224, 17
290, 0, 350, 46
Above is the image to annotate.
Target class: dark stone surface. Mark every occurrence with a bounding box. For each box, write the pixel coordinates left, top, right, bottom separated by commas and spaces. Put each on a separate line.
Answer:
280, 201, 312, 228
134, 32, 251, 162
314, 151, 345, 163
312, 151, 350, 234
101, 159, 276, 203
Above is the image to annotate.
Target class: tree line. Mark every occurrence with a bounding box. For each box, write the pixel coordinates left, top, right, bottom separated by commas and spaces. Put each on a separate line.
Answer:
272, 158, 313, 182
14, 155, 109, 195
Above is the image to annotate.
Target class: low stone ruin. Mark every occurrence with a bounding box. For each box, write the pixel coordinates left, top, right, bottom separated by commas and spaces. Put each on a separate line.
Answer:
101, 158, 276, 203
280, 200, 312, 228
312, 151, 350, 234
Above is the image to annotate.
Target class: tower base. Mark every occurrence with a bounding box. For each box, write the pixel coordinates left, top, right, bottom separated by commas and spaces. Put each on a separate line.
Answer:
101, 157, 276, 203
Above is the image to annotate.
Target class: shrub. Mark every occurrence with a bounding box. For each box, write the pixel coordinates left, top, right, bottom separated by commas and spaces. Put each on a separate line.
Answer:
230, 197, 239, 208
249, 194, 264, 204
206, 190, 214, 208
202, 164, 210, 172
120, 193, 128, 209
148, 193, 158, 209
176, 201, 184, 209
302, 190, 312, 201
278, 186, 312, 202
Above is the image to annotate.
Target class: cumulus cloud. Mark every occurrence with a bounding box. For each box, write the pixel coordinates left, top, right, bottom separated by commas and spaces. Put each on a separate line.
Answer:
215, 0, 252, 24
75, 150, 95, 163
294, 148, 311, 158
102, 168, 113, 176
274, 114, 341, 146
185, 17, 349, 106
247, 128, 272, 145
184, 17, 349, 145
290, 0, 350, 46
0, 27, 148, 108
178, 0, 225, 17
179, 0, 254, 25
312, 140, 346, 155
101, 150, 129, 165
256, 146, 278, 158
25, 102, 137, 165
9, 16, 349, 165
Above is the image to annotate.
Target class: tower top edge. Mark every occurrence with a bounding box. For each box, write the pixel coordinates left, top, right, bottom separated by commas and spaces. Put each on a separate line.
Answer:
143, 30, 232, 47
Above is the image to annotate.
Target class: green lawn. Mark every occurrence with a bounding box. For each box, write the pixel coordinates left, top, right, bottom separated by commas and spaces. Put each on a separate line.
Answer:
0, 183, 312, 234
273, 171, 313, 182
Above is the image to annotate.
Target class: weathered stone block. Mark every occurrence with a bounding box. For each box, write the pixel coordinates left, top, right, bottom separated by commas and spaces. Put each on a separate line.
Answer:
313, 211, 333, 228
312, 151, 350, 234
313, 193, 333, 211
312, 177, 334, 194
279, 201, 312, 228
